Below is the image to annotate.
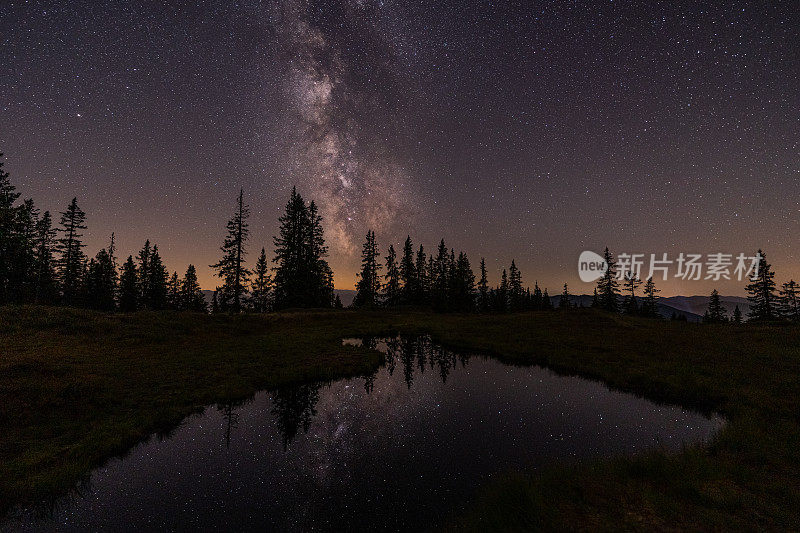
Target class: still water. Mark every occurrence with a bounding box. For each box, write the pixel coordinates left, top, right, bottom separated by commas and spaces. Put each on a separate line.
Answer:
6, 336, 723, 532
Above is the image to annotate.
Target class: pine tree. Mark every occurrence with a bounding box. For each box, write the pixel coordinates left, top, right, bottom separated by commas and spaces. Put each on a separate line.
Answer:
0, 153, 21, 304
622, 273, 642, 315
704, 289, 727, 324
559, 283, 571, 309
497, 269, 509, 313
167, 272, 181, 310
732, 305, 743, 324
745, 250, 777, 321
211, 189, 251, 313
118, 256, 138, 312
596, 247, 619, 312
32, 211, 58, 304
542, 288, 553, 310
477, 258, 489, 312
108, 233, 117, 269
211, 290, 220, 314
641, 277, 660, 318
399, 236, 416, 304
8, 199, 39, 302
182, 264, 207, 312
136, 240, 152, 307
249, 247, 272, 313
55, 198, 88, 306
354, 230, 380, 307
778, 280, 800, 321
532, 281, 543, 310
591, 287, 600, 308
452, 251, 476, 311
415, 245, 427, 303
383, 244, 401, 306
334, 294, 343, 309
272, 188, 332, 309
147, 245, 169, 310
305, 201, 334, 308
508, 260, 523, 311
85, 248, 117, 311
431, 239, 450, 310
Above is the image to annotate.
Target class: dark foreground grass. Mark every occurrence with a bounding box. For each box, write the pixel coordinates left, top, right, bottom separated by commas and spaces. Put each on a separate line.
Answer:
2, 306, 800, 529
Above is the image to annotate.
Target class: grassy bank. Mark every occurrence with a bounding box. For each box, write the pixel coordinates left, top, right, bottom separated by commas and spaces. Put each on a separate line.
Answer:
0, 306, 389, 513
2, 306, 799, 529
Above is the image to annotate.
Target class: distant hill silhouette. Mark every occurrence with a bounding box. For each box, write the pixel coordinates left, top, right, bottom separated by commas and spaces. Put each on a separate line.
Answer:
201, 289, 744, 321
659, 295, 749, 319
551, 294, 703, 322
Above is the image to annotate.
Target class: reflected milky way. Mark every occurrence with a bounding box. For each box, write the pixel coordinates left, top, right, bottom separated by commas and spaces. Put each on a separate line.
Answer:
6, 337, 723, 532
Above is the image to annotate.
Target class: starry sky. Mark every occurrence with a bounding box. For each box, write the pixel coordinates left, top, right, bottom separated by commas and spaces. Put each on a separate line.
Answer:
1, 1, 798, 294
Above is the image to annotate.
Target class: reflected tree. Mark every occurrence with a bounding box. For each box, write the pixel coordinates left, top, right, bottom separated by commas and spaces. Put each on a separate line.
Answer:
363, 370, 377, 394
270, 384, 321, 448
400, 337, 417, 389
217, 402, 241, 448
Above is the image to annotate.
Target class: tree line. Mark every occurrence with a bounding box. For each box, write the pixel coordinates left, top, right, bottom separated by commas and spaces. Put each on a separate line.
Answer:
592, 247, 799, 324
351, 232, 558, 313
1, 151, 795, 321
0, 154, 335, 313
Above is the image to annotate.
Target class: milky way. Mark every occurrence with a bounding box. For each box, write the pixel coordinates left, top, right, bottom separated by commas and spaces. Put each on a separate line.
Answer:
276, 0, 417, 255
3, 1, 798, 293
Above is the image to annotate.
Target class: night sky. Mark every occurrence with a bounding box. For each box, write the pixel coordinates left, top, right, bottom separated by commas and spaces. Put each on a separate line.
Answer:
2, 1, 798, 294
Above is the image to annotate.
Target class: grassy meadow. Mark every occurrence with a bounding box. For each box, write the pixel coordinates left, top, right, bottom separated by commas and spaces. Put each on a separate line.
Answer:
1, 305, 799, 529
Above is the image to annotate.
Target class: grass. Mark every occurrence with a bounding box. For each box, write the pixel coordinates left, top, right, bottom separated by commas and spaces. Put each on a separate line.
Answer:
2, 306, 800, 529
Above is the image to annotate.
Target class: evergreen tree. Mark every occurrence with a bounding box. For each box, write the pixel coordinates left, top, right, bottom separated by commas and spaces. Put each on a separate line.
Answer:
146, 245, 169, 310
354, 230, 380, 307
641, 277, 660, 318
703, 289, 727, 324
559, 283, 571, 309
591, 287, 599, 308
118, 255, 138, 312
415, 245, 428, 303
622, 273, 642, 315
7, 199, 39, 302
451, 251, 476, 311
211, 189, 251, 313
249, 247, 272, 313
383, 244, 401, 306
745, 250, 777, 321
399, 236, 416, 304
167, 272, 181, 310
542, 288, 553, 310
596, 247, 619, 312
532, 281, 543, 310
211, 290, 220, 314
334, 294, 343, 309
431, 239, 450, 310
182, 264, 207, 312
778, 280, 800, 321
85, 248, 117, 311
32, 210, 58, 304
508, 260, 523, 311
136, 240, 152, 307
305, 201, 334, 307
477, 258, 489, 312
55, 198, 88, 306
497, 269, 509, 313
0, 153, 21, 304
732, 305, 743, 324
272, 188, 333, 309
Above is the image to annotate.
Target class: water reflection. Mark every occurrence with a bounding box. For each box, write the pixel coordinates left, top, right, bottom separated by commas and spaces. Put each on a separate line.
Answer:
271, 383, 320, 448
5, 336, 724, 532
